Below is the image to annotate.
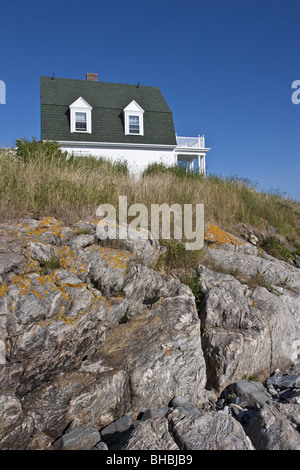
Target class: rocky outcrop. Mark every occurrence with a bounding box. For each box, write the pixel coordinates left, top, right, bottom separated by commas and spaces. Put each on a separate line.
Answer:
0, 217, 206, 450
0, 218, 299, 450
199, 225, 300, 394
98, 369, 300, 451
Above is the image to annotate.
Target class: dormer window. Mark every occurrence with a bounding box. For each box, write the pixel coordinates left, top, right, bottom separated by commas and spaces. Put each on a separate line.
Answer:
124, 100, 144, 136
69, 97, 92, 133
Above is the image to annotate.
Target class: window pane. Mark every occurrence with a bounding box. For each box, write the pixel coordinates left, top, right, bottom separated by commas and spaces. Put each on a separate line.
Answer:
75, 112, 87, 131
76, 122, 87, 130
129, 115, 140, 133
75, 112, 87, 122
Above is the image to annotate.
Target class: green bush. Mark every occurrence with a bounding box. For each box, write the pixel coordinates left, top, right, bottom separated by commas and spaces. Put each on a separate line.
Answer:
260, 237, 294, 262
157, 240, 197, 271
181, 275, 203, 311
15, 137, 68, 163
142, 161, 204, 180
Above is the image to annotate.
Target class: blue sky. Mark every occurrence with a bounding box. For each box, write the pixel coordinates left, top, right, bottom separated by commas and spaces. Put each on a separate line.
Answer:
0, 0, 299, 200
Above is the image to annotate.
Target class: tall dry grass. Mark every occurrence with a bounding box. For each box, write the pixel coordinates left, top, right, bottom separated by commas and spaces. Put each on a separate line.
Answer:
0, 144, 300, 249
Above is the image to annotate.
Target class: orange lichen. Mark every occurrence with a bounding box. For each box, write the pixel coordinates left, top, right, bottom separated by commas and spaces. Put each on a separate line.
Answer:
22, 250, 41, 274
54, 246, 87, 275
0, 284, 8, 297
87, 245, 133, 271
31, 290, 45, 300
204, 223, 245, 249
17, 217, 67, 245
37, 275, 53, 286
11, 275, 32, 296
10, 274, 51, 300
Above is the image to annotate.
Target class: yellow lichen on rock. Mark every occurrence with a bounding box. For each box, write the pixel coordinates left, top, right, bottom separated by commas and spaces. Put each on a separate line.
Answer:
204, 223, 245, 249
18, 217, 71, 244
22, 250, 41, 274
87, 245, 133, 271
55, 246, 87, 275
0, 284, 8, 297
11, 275, 32, 296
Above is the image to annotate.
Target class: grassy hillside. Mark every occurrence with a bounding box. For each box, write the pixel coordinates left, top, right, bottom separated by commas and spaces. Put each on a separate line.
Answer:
1, 139, 300, 273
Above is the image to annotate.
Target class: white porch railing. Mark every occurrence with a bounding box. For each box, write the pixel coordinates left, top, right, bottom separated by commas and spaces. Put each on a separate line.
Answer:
176, 134, 205, 149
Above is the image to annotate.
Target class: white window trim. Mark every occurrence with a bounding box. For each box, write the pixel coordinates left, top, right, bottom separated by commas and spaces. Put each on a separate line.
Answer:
69, 97, 93, 134
124, 100, 144, 136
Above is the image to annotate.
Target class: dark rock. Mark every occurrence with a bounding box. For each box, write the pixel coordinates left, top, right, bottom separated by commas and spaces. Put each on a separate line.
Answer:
53, 426, 101, 450
232, 380, 273, 408
140, 408, 169, 421
273, 374, 300, 390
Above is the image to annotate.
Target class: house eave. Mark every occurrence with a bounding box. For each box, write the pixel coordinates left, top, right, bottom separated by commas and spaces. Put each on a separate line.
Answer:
56, 140, 177, 150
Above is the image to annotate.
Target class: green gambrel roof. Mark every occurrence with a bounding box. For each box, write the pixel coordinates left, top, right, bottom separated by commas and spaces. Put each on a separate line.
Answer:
40, 76, 177, 146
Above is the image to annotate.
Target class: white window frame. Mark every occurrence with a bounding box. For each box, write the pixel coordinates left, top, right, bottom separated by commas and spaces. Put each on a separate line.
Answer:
124, 100, 144, 136
69, 97, 93, 134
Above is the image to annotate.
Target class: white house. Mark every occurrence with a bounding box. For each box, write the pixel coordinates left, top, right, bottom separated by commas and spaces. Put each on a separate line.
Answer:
40, 73, 210, 173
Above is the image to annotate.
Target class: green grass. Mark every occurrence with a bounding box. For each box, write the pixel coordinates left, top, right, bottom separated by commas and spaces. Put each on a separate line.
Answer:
260, 236, 295, 262
40, 256, 61, 274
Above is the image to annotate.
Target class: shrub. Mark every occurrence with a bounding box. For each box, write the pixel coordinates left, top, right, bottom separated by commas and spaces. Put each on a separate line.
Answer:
260, 237, 294, 262
181, 275, 203, 311
157, 240, 202, 272
15, 137, 68, 163
142, 161, 204, 180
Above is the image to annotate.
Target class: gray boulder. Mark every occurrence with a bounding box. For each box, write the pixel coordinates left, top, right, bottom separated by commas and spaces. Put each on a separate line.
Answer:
121, 264, 169, 319
96, 220, 161, 267
124, 417, 179, 450
0, 253, 24, 276
77, 245, 129, 296
95, 292, 207, 413
26, 241, 55, 264
124, 408, 254, 450
230, 380, 272, 408
245, 402, 300, 450
0, 393, 33, 450
203, 234, 300, 291
168, 408, 255, 450
53, 426, 101, 450
68, 234, 97, 251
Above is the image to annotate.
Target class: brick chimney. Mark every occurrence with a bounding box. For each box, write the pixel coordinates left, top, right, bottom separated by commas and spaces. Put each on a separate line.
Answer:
86, 73, 98, 82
